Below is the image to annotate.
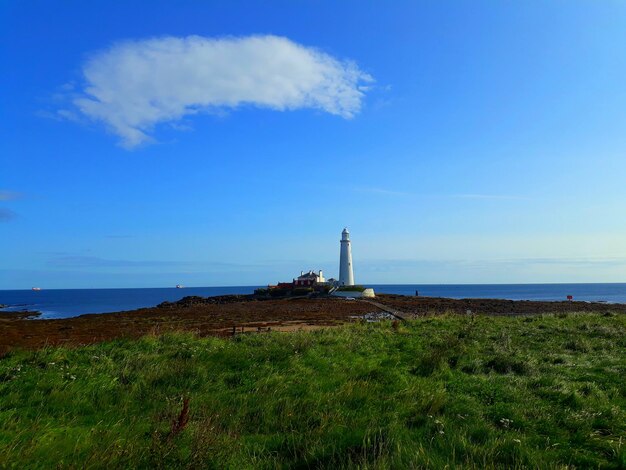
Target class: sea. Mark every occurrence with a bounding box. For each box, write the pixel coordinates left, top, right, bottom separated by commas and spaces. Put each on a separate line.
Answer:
1, 283, 625, 320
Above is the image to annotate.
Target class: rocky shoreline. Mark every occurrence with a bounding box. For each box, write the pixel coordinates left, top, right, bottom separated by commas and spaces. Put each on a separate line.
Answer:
0, 309, 42, 320
1, 294, 625, 355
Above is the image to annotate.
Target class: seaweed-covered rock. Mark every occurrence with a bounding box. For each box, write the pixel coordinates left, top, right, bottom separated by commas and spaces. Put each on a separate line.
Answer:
157, 294, 259, 308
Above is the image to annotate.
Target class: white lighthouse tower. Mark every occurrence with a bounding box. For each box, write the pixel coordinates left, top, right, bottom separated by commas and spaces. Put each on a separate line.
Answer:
339, 227, 355, 286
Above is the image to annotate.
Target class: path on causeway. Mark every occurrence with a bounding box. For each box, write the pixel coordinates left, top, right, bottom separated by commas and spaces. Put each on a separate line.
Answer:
359, 299, 411, 321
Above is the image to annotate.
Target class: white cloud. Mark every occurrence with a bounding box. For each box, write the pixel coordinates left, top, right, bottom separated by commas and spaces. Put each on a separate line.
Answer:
64, 35, 373, 148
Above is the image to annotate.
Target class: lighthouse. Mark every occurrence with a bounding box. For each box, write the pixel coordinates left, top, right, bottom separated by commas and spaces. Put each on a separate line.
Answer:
339, 227, 355, 286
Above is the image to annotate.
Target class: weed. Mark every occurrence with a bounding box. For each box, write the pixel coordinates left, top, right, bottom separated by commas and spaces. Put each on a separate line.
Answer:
170, 397, 190, 438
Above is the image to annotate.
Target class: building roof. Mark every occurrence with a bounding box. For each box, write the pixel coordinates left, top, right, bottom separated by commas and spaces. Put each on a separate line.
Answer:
297, 270, 321, 280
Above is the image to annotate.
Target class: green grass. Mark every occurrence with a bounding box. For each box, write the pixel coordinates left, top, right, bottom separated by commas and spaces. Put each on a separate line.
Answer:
1, 312, 625, 469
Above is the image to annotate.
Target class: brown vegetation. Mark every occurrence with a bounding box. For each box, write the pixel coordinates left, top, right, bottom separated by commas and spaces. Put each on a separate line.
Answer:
373, 294, 626, 316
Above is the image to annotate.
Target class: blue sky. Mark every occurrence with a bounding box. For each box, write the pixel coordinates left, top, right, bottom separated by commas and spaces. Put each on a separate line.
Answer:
1, 1, 626, 289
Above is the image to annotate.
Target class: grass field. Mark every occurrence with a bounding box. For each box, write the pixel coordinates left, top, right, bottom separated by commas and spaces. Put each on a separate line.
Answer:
1, 312, 625, 468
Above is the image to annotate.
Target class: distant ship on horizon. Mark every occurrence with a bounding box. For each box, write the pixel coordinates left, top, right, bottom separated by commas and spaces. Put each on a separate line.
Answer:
176, 284, 184, 289
32, 287, 42, 291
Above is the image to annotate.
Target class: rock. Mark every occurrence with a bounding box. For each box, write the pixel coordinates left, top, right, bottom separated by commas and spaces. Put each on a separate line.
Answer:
351, 311, 397, 322
157, 294, 259, 309
0, 310, 42, 319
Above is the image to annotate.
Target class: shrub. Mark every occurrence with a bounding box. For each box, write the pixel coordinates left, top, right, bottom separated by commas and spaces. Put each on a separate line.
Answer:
269, 288, 290, 297
292, 287, 314, 296
337, 285, 366, 292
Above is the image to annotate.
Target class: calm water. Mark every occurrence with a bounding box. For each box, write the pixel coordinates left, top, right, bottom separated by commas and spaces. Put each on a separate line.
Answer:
1, 283, 625, 319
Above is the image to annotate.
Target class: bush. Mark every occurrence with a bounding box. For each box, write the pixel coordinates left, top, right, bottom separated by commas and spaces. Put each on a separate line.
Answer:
337, 285, 366, 292
292, 287, 314, 296
269, 288, 290, 297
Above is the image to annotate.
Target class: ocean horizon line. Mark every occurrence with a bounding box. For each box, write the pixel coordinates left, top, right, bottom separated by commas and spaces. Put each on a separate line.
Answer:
2, 281, 626, 292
